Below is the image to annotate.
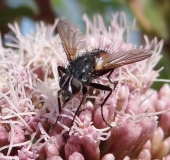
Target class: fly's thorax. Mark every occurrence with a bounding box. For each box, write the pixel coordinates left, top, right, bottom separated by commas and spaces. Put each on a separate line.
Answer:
66, 53, 97, 84
59, 74, 82, 103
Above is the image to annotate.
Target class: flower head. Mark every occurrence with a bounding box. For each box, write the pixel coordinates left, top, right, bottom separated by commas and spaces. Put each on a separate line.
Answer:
0, 13, 169, 160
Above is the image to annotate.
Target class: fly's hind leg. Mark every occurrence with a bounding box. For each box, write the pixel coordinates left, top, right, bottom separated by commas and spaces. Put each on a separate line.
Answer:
107, 70, 118, 89
89, 83, 112, 127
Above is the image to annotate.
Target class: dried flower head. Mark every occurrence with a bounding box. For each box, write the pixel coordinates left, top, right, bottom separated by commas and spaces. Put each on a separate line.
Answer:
0, 13, 169, 160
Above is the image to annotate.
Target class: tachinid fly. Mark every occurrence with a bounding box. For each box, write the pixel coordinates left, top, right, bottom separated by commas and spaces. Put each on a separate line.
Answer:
56, 19, 152, 127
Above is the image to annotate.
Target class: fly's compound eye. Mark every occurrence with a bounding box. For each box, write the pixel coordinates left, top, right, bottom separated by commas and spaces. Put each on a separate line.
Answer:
70, 77, 81, 95
59, 75, 69, 88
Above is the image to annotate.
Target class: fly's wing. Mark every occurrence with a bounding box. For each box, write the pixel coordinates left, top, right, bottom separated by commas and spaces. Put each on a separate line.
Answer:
95, 49, 152, 70
57, 19, 86, 62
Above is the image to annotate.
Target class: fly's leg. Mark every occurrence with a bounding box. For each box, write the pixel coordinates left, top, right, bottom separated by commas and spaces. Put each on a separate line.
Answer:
68, 87, 87, 133
107, 70, 118, 89
55, 66, 66, 125
89, 83, 112, 127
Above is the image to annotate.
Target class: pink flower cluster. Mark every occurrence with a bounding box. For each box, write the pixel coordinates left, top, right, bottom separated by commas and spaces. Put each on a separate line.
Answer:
0, 13, 169, 160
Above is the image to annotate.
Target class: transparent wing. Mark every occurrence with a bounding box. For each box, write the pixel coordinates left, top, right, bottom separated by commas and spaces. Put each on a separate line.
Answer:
57, 19, 86, 62
95, 49, 152, 70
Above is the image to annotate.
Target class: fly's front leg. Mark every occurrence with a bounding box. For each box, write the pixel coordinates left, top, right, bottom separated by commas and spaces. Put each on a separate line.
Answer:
55, 66, 66, 125
69, 86, 87, 132
57, 66, 66, 116
58, 66, 66, 77
55, 90, 62, 125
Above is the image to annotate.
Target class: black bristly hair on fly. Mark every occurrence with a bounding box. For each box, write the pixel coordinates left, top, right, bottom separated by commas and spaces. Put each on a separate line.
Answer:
56, 18, 152, 130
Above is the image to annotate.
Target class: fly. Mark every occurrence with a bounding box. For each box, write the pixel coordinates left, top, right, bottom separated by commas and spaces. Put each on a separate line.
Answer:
56, 19, 152, 127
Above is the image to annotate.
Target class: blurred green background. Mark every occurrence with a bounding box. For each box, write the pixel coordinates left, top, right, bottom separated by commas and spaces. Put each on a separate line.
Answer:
1, 0, 170, 90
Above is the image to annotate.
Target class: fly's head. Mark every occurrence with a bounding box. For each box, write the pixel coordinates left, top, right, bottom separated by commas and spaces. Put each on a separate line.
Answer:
59, 74, 82, 104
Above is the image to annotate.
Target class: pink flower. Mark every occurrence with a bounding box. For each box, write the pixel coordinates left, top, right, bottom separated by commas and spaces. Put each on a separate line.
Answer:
0, 12, 169, 159
0, 125, 8, 147
8, 125, 26, 144
68, 152, 84, 160
18, 148, 39, 160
